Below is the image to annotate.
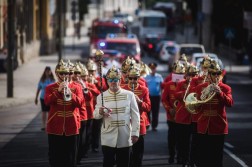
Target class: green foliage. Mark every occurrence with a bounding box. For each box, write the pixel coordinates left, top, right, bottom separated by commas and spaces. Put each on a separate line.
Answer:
78, 0, 91, 21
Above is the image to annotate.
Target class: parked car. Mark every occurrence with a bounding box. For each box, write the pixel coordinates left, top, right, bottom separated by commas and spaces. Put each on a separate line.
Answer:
157, 41, 179, 63
193, 53, 226, 84
168, 44, 205, 72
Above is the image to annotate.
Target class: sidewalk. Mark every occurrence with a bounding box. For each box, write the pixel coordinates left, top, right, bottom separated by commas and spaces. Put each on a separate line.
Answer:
0, 35, 87, 110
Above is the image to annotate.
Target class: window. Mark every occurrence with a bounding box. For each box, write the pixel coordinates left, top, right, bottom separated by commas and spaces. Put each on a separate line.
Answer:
106, 42, 137, 55
94, 26, 121, 38
143, 17, 165, 27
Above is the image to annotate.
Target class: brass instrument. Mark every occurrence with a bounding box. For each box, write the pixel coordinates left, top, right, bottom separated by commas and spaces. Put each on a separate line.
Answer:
90, 74, 95, 84
199, 70, 208, 83
184, 78, 218, 114
77, 77, 88, 93
172, 100, 178, 121
63, 77, 72, 101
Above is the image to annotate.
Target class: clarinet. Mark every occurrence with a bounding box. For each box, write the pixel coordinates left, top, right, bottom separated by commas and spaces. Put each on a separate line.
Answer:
132, 83, 134, 93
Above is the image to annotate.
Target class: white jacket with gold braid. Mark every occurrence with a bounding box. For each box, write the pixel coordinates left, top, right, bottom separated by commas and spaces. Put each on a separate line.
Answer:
93, 88, 140, 148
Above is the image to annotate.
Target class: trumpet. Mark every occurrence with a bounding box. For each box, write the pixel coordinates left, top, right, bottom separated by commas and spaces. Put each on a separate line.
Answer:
64, 77, 72, 101
77, 77, 88, 93
90, 74, 95, 84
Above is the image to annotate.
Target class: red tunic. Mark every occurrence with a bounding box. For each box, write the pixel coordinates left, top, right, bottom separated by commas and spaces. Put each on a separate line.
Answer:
195, 82, 233, 134
70, 82, 84, 128
44, 82, 83, 136
174, 79, 191, 124
139, 77, 148, 87
161, 81, 177, 121
122, 84, 151, 135
189, 76, 205, 122
87, 83, 100, 119
160, 72, 173, 89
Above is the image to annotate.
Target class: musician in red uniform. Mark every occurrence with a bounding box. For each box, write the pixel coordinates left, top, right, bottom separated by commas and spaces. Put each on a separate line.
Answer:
71, 63, 94, 164
174, 64, 199, 166
160, 62, 176, 89
122, 64, 151, 167
85, 59, 103, 152
44, 60, 83, 167
80, 67, 101, 158
195, 60, 234, 167
188, 55, 211, 167
162, 61, 185, 164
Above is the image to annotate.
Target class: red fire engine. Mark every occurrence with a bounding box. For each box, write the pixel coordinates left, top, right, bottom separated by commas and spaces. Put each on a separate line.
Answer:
89, 18, 127, 56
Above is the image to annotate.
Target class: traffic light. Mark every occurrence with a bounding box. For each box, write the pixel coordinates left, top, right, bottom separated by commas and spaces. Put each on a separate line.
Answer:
71, 0, 78, 21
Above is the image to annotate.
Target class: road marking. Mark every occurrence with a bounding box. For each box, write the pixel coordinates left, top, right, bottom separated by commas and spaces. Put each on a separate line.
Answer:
227, 113, 252, 118
228, 123, 252, 129
233, 102, 252, 105
224, 148, 248, 167
224, 142, 234, 148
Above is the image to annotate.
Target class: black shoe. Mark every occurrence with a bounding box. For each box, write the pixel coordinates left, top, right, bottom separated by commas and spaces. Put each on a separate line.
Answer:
41, 128, 45, 131
146, 126, 150, 130
92, 148, 99, 153
152, 128, 157, 131
177, 157, 182, 164
168, 156, 174, 164
83, 153, 88, 158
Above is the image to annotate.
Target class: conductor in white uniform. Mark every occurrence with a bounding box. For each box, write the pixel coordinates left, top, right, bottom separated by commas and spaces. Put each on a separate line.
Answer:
93, 65, 140, 167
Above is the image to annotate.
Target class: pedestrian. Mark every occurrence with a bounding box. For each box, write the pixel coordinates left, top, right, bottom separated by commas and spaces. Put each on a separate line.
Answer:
105, 51, 121, 69
174, 64, 199, 166
144, 62, 163, 131
122, 64, 151, 167
35, 66, 55, 131
162, 61, 185, 164
44, 60, 84, 167
194, 60, 234, 167
93, 65, 140, 167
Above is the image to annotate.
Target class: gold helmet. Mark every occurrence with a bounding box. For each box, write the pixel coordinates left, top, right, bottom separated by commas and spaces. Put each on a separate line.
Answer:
174, 61, 185, 74
78, 61, 86, 70
73, 62, 82, 72
187, 63, 199, 74
183, 61, 191, 71
139, 61, 151, 77
128, 64, 141, 77
121, 56, 135, 73
179, 54, 187, 62
106, 65, 122, 79
201, 55, 212, 68
55, 59, 69, 73
86, 59, 97, 71
67, 60, 74, 72
81, 67, 89, 76
208, 60, 222, 73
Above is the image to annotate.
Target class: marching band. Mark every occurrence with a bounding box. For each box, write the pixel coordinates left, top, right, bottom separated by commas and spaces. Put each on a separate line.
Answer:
43, 49, 233, 167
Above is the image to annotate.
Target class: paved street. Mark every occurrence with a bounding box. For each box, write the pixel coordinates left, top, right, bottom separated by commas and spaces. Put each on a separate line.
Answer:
0, 27, 252, 167
0, 50, 252, 166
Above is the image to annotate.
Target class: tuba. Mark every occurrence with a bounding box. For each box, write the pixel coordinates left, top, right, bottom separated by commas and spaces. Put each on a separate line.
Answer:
184, 78, 218, 114
63, 77, 72, 101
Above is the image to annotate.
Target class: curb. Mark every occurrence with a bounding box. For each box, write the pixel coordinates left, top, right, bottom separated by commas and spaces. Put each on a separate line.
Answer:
0, 97, 35, 110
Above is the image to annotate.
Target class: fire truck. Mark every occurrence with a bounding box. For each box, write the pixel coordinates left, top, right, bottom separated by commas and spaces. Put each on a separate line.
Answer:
97, 33, 141, 62
89, 18, 127, 56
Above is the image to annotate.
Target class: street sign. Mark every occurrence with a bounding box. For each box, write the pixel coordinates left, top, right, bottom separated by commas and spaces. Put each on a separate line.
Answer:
197, 12, 205, 22
225, 29, 235, 39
